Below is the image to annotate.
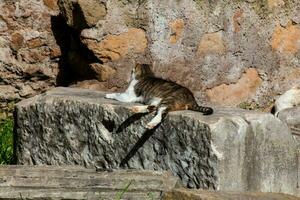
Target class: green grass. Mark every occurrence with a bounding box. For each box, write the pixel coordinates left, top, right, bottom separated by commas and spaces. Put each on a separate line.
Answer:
0, 117, 14, 164
114, 180, 133, 200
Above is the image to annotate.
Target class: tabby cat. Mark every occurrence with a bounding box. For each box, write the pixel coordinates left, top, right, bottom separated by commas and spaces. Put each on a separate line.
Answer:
105, 64, 213, 129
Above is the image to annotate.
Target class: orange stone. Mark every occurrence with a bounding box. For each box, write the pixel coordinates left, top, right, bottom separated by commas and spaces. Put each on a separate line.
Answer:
233, 9, 244, 33
197, 32, 226, 56
268, 0, 285, 9
90, 63, 116, 81
206, 68, 262, 106
82, 28, 148, 62
271, 24, 300, 54
43, 0, 58, 11
169, 19, 185, 44
11, 32, 24, 50
50, 47, 61, 58
27, 38, 46, 49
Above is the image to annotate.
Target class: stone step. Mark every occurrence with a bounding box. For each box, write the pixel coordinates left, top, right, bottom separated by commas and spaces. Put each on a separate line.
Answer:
0, 165, 298, 200
0, 165, 177, 200
163, 189, 300, 200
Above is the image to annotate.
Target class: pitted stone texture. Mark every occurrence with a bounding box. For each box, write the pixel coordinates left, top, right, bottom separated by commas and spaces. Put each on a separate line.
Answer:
0, 165, 298, 200
2, 0, 300, 109
0, 0, 60, 104
67, 0, 300, 108
14, 87, 298, 196
58, 0, 107, 29
163, 188, 299, 200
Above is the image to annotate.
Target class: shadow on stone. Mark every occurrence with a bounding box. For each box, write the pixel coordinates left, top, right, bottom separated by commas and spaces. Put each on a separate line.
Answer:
120, 125, 159, 168
50, 15, 99, 86
116, 113, 147, 133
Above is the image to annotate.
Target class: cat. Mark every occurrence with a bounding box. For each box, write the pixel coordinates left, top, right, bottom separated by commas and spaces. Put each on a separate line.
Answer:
105, 63, 213, 129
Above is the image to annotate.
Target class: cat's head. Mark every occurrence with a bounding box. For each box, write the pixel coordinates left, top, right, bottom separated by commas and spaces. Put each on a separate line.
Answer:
132, 64, 154, 79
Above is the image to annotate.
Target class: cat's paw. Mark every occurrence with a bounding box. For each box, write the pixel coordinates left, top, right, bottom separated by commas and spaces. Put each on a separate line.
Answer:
147, 105, 157, 112
131, 106, 142, 113
105, 93, 115, 99
131, 106, 149, 113
146, 122, 156, 130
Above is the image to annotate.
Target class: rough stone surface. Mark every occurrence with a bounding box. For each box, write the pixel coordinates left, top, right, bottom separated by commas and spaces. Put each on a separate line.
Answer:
277, 107, 300, 147
169, 19, 185, 44
90, 63, 116, 81
197, 32, 226, 56
55, 0, 300, 109
0, 165, 297, 200
82, 28, 148, 63
271, 24, 300, 54
0, 165, 178, 200
206, 68, 263, 106
1, 0, 300, 109
14, 87, 299, 196
58, 0, 107, 29
0, 0, 60, 105
163, 189, 299, 200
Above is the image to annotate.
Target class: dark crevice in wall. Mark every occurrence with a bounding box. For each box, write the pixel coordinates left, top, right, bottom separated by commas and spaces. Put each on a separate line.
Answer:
51, 15, 100, 86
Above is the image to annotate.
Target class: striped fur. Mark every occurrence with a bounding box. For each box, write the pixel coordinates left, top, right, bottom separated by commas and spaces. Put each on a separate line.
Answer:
133, 64, 213, 115
105, 63, 213, 130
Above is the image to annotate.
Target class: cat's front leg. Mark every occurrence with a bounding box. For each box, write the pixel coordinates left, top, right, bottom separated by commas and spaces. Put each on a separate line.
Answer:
105, 92, 139, 103
131, 105, 156, 113
105, 93, 120, 100
146, 106, 168, 129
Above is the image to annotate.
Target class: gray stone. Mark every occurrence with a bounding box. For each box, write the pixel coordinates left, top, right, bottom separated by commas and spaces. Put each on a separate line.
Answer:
278, 107, 300, 128
0, 165, 298, 200
163, 189, 300, 200
14, 87, 299, 196
58, 0, 107, 29
277, 107, 300, 148
0, 165, 178, 200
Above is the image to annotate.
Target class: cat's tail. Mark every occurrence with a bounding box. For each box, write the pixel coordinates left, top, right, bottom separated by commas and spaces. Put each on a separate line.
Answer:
190, 104, 213, 115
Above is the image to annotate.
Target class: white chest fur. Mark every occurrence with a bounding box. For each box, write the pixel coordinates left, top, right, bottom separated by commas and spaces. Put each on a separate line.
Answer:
105, 73, 142, 103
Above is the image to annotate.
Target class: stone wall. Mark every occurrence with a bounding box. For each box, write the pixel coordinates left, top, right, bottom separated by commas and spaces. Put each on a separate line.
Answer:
1, 0, 300, 110
0, 0, 60, 109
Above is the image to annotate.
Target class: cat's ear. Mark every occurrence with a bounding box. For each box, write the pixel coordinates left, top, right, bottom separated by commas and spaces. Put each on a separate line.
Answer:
133, 63, 142, 78
142, 64, 154, 76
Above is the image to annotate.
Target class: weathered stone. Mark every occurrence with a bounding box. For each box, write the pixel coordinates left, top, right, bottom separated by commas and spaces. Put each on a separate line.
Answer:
163, 189, 299, 200
271, 24, 300, 54
77, 0, 107, 27
82, 28, 148, 62
268, 0, 285, 9
90, 63, 116, 81
49, 46, 61, 58
169, 19, 185, 44
18, 85, 35, 98
43, 0, 59, 11
2, 0, 300, 112
26, 38, 46, 49
0, 85, 19, 100
58, 0, 106, 29
0, 165, 178, 200
197, 32, 226, 56
277, 107, 300, 139
14, 87, 298, 196
206, 68, 263, 106
233, 9, 244, 33
1, 165, 297, 200
11, 32, 24, 51
70, 79, 109, 90
0, 0, 60, 107
274, 88, 300, 114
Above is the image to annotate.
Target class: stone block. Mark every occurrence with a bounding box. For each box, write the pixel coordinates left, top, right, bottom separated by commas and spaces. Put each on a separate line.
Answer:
14, 87, 299, 196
